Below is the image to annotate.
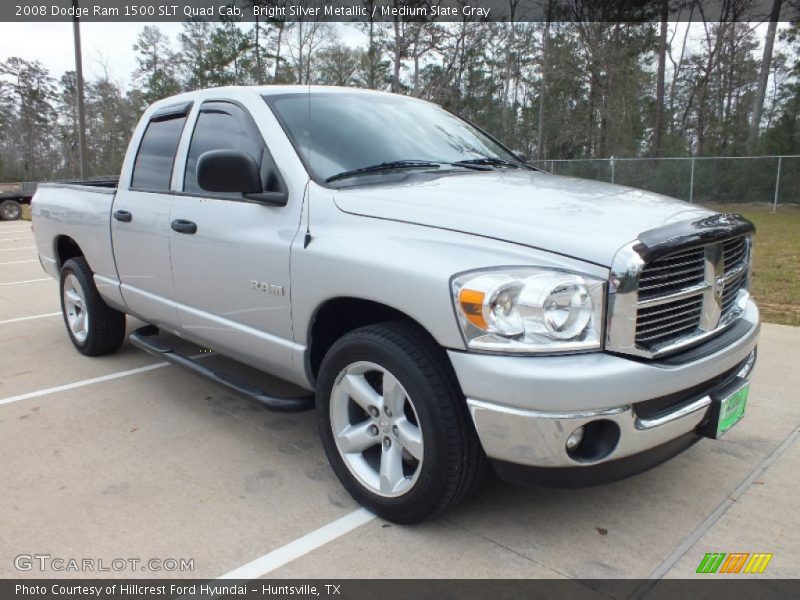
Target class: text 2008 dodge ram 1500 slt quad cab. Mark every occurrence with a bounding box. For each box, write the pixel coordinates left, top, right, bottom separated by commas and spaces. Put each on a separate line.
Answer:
32, 86, 759, 523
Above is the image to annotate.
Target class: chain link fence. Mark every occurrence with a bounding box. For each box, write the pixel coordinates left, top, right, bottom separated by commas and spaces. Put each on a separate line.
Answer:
531, 156, 800, 211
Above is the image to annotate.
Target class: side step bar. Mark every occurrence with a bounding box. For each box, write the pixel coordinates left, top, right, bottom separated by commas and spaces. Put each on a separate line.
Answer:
129, 325, 315, 413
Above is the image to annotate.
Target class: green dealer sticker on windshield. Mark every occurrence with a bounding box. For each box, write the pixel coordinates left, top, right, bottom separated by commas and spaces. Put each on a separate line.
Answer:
717, 382, 749, 437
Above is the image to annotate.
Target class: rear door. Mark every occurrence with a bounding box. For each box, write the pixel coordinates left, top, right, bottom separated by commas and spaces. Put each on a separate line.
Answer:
111, 102, 190, 328
168, 100, 303, 380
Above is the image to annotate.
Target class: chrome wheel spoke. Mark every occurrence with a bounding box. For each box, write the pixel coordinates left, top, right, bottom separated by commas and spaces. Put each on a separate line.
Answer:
379, 441, 405, 494
395, 417, 423, 461
382, 371, 406, 417
337, 421, 378, 454
342, 373, 382, 413
64, 289, 81, 306
73, 311, 86, 332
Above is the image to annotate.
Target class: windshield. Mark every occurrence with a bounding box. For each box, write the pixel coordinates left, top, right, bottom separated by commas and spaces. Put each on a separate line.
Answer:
264, 92, 520, 184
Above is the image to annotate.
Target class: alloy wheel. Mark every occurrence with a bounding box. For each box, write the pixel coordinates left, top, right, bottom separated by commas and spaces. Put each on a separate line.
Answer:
329, 361, 424, 497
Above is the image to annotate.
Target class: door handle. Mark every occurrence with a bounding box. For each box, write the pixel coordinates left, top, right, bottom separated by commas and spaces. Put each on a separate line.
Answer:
113, 210, 132, 222
171, 219, 197, 234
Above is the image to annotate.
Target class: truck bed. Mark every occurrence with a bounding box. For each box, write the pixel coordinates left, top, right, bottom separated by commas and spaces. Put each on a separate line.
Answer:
32, 181, 120, 295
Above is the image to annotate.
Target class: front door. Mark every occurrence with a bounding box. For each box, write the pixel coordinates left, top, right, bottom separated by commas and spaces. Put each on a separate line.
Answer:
168, 101, 303, 379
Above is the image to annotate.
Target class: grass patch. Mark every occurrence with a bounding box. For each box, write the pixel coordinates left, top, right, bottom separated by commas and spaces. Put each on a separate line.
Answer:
706, 203, 800, 327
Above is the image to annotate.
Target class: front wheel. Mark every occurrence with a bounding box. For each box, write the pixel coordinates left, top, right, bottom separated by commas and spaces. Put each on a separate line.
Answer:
316, 322, 486, 523
60, 257, 126, 356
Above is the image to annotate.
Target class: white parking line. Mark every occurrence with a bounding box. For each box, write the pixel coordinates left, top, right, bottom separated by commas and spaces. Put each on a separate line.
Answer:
0, 229, 33, 234
0, 362, 170, 405
0, 246, 36, 252
0, 328, 374, 576
0, 259, 38, 265
0, 237, 31, 242
0, 312, 60, 325
0, 278, 51, 286
218, 508, 376, 579
0, 350, 214, 406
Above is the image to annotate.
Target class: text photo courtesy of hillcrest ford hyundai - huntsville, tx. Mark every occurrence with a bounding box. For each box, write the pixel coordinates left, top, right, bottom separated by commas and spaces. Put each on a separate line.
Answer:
1, 1, 799, 599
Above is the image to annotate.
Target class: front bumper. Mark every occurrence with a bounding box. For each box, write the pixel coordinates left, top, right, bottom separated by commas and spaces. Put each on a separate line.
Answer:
448, 300, 759, 477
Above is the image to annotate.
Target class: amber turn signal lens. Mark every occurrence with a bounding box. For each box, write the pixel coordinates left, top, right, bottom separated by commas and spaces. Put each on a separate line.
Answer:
458, 288, 488, 330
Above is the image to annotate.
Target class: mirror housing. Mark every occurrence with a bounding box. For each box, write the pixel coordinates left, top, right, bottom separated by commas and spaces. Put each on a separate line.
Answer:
197, 150, 263, 195
250, 148, 289, 206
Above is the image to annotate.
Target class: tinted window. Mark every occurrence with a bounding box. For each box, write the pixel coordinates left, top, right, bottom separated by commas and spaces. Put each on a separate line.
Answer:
267, 93, 517, 183
184, 106, 265, 194
130, 115, 187, 191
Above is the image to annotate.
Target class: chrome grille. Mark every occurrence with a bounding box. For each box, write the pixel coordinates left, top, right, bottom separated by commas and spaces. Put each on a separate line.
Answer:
635, 295, 703, 346
633, 237, 750, 352
721, 236, 749, 320
637, 248, 705, 301
723, 237, 747, 272
722, 270, 747, 315
607, 223, 753, 359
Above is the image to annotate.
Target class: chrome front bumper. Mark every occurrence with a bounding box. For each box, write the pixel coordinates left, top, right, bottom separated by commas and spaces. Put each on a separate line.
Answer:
449, 301, 759, 469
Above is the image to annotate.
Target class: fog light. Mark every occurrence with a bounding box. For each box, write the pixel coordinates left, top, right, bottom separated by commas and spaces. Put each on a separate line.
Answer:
566, 426, 585, 452
736, 350, 757, 379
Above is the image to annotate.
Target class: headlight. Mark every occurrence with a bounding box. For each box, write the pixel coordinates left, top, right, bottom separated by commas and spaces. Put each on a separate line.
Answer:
451, 268, 605, 353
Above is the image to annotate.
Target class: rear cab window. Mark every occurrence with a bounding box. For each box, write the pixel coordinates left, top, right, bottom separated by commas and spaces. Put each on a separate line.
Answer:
130, 104, 191, 192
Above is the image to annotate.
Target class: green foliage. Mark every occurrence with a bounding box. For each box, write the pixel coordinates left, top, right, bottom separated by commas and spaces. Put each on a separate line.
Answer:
759, 23, 800, 156
132, 25, 182, 108
0, 57, 58, 181
313, 43, 367, 87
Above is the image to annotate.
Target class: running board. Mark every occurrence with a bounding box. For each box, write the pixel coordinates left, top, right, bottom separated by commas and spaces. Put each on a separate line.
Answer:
129, 325, 314, 413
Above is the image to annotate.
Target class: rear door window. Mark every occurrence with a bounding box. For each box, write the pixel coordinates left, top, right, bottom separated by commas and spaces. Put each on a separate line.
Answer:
130, 114, 188, 192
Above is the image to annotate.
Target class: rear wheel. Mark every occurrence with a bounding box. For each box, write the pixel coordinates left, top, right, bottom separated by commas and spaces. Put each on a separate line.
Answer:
316, 322, 486, 523
0, 199, 22, 221
60, 257, 126, 356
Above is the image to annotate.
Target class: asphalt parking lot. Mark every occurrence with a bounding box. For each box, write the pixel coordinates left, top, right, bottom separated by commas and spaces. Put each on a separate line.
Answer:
1, 219, 798, 590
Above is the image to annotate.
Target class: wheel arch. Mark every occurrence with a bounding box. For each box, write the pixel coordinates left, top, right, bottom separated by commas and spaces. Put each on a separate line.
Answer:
306, 297, 437, 384
54, 235, 85, 270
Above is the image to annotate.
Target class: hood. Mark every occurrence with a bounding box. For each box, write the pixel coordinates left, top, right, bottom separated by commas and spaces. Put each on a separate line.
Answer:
333, 170, 715, 267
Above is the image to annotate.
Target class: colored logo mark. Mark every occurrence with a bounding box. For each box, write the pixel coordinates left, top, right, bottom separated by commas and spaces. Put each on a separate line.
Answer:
696, 552, 773, 574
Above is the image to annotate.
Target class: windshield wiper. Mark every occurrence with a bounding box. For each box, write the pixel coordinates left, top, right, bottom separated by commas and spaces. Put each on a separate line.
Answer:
326, 160, 442, 183
452, 156, 529, 169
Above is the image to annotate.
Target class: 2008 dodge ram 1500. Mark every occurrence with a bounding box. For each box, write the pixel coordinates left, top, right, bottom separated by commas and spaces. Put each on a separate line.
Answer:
32, 86, 760, 523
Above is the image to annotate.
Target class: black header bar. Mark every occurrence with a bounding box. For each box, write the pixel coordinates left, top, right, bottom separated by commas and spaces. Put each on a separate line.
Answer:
3, 0, 799, 23
3, 579, 800, 600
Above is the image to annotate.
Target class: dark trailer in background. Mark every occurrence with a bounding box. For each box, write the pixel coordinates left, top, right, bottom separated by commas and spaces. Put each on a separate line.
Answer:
0, 182, 37, 220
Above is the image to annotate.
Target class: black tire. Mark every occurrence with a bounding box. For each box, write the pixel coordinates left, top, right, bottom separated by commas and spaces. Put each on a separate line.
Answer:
0, 199, 22, 220
59, 257, 126, 356
316, 321, 486, 523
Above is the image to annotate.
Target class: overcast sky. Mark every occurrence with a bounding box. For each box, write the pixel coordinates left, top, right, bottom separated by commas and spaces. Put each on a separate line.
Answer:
0, 21, 366, 89
0, 23, 180, 86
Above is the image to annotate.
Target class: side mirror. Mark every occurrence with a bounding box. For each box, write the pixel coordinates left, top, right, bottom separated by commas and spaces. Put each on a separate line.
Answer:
197, 150, 262, 194
253, 148, 289, 206
197, 149, 288, 206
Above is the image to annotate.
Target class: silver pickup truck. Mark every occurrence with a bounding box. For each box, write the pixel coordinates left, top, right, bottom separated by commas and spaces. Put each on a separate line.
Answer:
32, 86, 759, 523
